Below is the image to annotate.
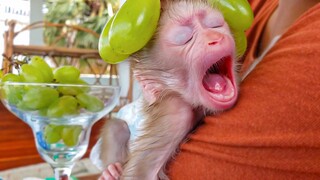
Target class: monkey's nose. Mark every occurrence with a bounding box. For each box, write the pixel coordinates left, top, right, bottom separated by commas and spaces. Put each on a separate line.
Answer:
208, 36, 223, 46
208, 41, 218, 45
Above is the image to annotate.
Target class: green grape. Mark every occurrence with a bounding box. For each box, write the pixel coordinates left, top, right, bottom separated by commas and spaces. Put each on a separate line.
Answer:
57, 86, 82, 96
76, 93, 104, 112
29, 56, 54, 83
21, 64, 45, 83
21, 87, 59, 110
210, 0, 254, 31
54, 66, 80, 83
6, 88, 24, 105
233, 30, 247, 57
99, 15, 130, 64
57, 79, 89, 96
16, 100, 33, 110
76, 79, 90, 92
1, 73, 23, 82
4, 85, 25, 106
1, 74, 25, 105
61, 125, 82, 147
108, 0, 161, 54
38, 108, 48, 116
44, 124, 64, 144
47, 95, 79, 118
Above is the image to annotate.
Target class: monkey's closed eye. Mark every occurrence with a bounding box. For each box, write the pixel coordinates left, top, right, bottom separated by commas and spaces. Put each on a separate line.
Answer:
204, 12, 224, 29
169, 26, 193, 45
210, 25, 223, 29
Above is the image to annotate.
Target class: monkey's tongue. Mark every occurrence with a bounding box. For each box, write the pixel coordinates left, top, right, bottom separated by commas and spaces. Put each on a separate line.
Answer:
203, 74, 235, 100
204, 74, 227, 92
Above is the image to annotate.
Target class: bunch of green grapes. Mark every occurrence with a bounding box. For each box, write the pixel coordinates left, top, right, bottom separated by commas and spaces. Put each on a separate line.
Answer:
44, 124, 82, 147
0, 56, 104, 147
1, 56, 104, 115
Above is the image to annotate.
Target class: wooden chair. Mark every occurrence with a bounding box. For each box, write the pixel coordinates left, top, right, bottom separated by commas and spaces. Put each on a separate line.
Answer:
3, 20, 113, 81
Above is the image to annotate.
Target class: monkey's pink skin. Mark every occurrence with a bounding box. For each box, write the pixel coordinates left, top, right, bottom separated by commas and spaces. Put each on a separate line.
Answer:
156, 3, 239, 112
99, 163, 122, 180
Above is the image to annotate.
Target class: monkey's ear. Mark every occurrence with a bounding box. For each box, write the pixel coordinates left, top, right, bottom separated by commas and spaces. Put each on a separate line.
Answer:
160, 0, 167, 8
160, 0, 169, 11
134, 72, 163, 105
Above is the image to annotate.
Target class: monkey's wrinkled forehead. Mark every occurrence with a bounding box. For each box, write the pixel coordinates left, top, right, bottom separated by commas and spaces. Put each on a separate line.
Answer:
160, 0, 219, 24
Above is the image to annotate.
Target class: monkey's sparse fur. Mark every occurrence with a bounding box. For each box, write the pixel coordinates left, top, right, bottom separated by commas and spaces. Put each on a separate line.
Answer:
100, 0, 239, 179
122, 91, 195, 179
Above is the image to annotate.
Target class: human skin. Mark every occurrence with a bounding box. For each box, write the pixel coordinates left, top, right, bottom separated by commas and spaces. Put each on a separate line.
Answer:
258, 0, 319, 56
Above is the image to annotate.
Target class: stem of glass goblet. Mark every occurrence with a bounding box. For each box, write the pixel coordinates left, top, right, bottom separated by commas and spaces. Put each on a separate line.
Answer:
53, 166, 72, 180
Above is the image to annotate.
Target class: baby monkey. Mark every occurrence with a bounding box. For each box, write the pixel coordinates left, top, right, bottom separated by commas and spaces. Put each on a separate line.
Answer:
98, 0, 239, 179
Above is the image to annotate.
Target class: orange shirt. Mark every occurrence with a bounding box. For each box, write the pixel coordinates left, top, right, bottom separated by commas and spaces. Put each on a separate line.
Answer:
168, 0, 320, 179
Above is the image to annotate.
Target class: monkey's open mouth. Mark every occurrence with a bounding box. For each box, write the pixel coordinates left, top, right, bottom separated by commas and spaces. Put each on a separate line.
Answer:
202, 56, 236, 102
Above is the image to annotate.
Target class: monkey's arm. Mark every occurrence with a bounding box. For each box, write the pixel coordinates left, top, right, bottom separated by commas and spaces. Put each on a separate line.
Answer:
99, 118, 130, 167
95, 96, 145, 169
122, 91, 196, 179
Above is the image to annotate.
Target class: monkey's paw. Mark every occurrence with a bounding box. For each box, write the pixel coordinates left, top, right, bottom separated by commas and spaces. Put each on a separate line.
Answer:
98, 162, 123, 180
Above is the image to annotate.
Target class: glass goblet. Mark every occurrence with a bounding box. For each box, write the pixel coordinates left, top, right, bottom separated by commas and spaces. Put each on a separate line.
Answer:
0, 81, 120, 180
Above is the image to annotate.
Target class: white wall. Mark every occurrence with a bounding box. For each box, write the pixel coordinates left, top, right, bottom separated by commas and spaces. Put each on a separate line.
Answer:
0, 0, 30, 67
29, 0, 44, 45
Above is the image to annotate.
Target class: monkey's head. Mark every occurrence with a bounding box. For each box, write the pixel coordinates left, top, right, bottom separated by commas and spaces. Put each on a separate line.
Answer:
132, 0, 239, 113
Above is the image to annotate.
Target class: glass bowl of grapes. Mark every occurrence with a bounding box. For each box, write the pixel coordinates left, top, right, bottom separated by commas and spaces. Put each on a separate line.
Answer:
0, 56, 120, 179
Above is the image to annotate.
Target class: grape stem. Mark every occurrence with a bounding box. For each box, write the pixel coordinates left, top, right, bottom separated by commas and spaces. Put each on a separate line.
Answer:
2, 54, 29, 73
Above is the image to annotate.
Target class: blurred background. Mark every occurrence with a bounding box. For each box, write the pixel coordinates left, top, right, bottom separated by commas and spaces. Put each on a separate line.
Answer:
0, 0, 119, 51
0, 0, 140, 102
